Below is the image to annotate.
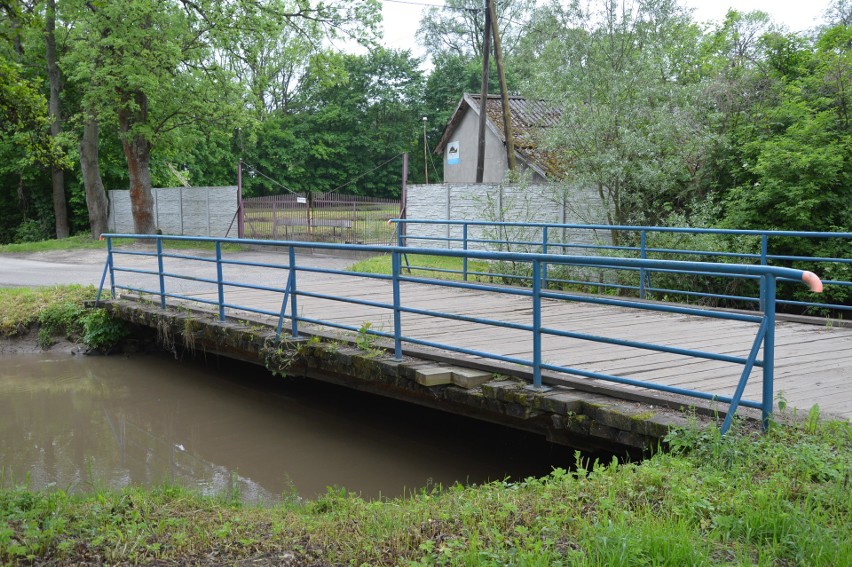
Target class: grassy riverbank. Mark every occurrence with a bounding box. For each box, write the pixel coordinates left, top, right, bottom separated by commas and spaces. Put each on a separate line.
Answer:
1, 414, 849, 565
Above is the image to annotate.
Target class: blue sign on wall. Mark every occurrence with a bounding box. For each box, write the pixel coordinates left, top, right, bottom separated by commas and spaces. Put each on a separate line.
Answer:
447, 141, 460, 165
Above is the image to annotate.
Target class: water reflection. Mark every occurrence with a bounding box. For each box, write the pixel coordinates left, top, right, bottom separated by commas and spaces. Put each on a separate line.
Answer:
0, 353, 569, 502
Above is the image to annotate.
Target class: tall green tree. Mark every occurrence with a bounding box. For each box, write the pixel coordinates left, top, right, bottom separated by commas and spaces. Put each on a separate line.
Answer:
64, 0, 380, 234
45, 0, 68, 238
723, 23, 852, 233
520, 0, 712, 234
417, 0, 534, 59
245, 49, 425, 197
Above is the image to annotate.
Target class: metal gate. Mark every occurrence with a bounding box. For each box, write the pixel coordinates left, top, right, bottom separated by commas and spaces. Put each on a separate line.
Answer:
240, 192, 400, 245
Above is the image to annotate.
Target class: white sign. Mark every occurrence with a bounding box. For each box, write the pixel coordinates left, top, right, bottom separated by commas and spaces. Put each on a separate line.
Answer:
297, 196, 307, 204
447, 140, 460, 165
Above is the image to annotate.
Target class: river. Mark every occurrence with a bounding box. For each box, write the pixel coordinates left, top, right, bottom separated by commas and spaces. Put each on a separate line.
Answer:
0, 352, 570, 503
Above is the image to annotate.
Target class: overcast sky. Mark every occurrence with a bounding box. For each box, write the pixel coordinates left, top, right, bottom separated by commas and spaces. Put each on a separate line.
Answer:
377, 0, 835, 59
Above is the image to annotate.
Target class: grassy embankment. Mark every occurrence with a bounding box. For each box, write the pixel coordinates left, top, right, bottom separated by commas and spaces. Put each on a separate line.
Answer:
1, 243, 850, 565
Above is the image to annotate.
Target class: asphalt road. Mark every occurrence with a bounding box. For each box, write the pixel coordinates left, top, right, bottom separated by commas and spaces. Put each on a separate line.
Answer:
0, 246, 358, 289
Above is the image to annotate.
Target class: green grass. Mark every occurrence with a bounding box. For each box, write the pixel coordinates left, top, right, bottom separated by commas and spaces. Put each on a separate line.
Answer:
349, 254, 493, 282
0, 285, 97, 338
0, 234, 125, 253
1, 416, 849, 565
0, 235, 244, 254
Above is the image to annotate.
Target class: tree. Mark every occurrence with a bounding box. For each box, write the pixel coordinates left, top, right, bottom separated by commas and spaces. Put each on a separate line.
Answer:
417, 0, 534, 59
723, 23, 852, 233
65, 0, 380, 234
244, 49, 425, 197
45, 0, 68, 238
520, 0, 712, 235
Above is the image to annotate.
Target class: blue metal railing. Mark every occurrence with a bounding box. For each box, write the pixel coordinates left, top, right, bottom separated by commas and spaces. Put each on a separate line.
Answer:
392, 220, 850, 316
96, 234, 824, 433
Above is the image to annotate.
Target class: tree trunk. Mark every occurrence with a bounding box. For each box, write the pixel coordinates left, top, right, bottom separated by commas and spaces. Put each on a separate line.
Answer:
118, 90, 156, 234
80, 117, 109, 238
46, 0, 69, 238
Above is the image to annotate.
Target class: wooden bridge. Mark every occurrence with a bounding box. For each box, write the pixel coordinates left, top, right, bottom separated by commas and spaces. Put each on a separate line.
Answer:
188, 270, 852, 422
99, 235, 852, 451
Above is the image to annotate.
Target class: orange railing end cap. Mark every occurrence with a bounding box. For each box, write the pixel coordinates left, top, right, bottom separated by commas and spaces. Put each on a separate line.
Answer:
802, 271, 823, 293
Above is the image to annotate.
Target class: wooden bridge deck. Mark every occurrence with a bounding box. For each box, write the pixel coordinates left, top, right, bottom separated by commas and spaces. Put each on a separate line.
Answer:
186, 270, 852, 421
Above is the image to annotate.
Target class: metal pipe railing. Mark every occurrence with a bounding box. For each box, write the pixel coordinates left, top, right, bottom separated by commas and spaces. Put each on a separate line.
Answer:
96, 233, 824, 433
392, 219, 849, 316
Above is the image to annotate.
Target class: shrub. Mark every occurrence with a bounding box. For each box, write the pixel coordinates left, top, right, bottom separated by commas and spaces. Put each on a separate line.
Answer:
80, 308, 129, 351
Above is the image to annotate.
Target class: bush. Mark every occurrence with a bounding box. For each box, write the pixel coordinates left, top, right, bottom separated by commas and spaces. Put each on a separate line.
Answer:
80, 308, 129, 351
14, 219, 52, 243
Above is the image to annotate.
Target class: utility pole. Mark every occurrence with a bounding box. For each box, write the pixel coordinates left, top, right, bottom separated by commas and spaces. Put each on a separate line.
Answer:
489, 0, 516, 172
422, 116, 429, 184
476, 0, 492, 183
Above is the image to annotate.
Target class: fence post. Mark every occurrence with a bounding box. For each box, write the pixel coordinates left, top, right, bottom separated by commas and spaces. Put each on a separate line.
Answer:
759, 234, 769, 312
463, 223, 469, 281
762, 274, 776, 430
156, 238, 166, 309
215, 241, 225, 321
95, 237, 114, 305
392, 250, 403, 360
289, 246, 299, 338
530, 260, 545, 390
542, 226, 549, 289
237, 161, 244, 238
639, 230, 647, 299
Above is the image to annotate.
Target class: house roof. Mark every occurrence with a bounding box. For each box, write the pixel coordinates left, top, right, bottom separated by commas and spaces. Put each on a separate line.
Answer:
434, 93, 563, 179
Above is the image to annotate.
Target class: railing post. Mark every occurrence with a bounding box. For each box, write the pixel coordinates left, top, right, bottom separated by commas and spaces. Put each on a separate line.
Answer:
759, 234, 769, 312
107, 237, 116, 299
289, 246, 299, 338
527, 260, 548, 391
392, 250, 403, 360
542, 226, 549, 290
762, 274, 776, 430
95, 237, 114, 305
215, 241, 225, 321
156, 238, 166, 309
639, 230, 647, 299
463, 223, 469, 281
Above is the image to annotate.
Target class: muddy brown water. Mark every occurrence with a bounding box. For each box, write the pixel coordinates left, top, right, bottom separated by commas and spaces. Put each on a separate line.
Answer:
0, 352, 573, 503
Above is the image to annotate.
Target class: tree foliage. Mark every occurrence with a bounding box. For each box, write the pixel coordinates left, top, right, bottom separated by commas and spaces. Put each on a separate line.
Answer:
520, 0, 712, 230
0, 0, 849, 246
244, 49, 425, 197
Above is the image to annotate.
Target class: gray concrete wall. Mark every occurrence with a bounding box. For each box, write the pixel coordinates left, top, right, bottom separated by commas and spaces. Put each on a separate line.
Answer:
108, 186, 238, 236
404, 183, 610, 253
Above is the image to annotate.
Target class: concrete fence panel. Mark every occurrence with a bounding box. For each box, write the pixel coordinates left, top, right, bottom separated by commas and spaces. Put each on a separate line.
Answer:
405, 183, 609, 252
108, 186, 238, 236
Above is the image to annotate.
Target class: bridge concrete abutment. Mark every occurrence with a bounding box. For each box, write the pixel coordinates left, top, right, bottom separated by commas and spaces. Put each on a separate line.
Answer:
102, 299, 716, 455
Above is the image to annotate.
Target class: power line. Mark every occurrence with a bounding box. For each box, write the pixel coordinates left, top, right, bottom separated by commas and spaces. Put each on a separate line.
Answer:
327, 153, 405, 195
380, 0, 481, 13
241, 161, 300, 195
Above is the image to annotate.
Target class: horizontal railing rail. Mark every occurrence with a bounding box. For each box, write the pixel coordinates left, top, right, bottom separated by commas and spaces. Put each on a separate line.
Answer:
96, 234, 824, 434
392, 219, 850, 317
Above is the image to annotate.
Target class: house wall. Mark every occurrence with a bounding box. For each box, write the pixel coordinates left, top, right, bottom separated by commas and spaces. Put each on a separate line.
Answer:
442, 110, 508, 183
442, 109, 548, 184
404, 183, 610, 253
108, 186, 238, 236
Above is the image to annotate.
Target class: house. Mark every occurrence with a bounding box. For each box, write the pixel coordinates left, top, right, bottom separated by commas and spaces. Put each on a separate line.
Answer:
434, 93, 562, 184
